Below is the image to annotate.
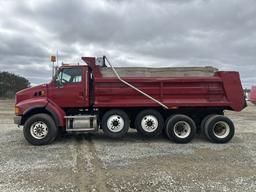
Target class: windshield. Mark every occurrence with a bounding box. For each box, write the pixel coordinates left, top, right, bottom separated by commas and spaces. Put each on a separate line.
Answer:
54, 67, 83, 85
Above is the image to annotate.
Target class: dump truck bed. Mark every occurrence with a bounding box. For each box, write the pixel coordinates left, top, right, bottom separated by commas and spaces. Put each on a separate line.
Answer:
81, 57, 245, 112
93, 70, 245, 112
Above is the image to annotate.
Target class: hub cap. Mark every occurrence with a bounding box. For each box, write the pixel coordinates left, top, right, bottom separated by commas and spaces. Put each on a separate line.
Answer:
213, 121, 230, 139
107, 115, 124, 132
30, 121, 48, 139
173, 121, 191, 138
141, 115, 158, 132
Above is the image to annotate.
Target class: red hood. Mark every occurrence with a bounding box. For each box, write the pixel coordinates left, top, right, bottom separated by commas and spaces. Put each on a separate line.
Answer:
16, 84, 47, 104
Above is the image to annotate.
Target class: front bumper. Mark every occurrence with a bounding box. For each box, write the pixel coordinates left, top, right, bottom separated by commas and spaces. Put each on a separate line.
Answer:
14, 116, 22, 125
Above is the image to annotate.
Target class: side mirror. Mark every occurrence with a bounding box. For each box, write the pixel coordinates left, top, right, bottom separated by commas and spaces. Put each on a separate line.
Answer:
55, 79, 63, 88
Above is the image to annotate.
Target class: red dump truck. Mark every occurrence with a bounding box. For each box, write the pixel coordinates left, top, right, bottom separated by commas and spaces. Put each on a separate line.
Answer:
249, 86, 256, 104
14, 56, 246, 145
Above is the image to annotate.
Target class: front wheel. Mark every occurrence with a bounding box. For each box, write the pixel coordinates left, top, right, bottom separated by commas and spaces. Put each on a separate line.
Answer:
23, 113, 58, 145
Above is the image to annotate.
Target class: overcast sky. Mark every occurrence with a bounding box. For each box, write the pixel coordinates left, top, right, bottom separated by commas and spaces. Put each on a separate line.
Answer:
0, 0, 255, 87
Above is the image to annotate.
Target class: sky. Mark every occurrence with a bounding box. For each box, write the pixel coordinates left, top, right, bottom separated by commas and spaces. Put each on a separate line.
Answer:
0, 0, 255, 88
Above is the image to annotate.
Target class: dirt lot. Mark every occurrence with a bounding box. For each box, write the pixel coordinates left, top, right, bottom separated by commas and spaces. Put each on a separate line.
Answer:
0, 100, 256, 192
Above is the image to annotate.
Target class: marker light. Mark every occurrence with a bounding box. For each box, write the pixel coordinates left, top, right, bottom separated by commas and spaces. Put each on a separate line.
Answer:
51, 56, 56, 62
15, 106, 20, 115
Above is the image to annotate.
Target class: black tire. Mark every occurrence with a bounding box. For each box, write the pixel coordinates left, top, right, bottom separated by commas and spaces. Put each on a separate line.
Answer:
101, 109, 130, 138
165, 114, 196, 143
200, 114, 216, 140
135, 109, 164, 137
23, 113, 58, 145
204, 115, 235, 143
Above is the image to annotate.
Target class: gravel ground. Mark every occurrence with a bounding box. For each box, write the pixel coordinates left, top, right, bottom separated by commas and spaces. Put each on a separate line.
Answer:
0, 100, 256, 192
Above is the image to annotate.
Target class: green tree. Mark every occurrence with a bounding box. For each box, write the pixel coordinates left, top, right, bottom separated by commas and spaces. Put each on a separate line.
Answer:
0, 72, 30, 98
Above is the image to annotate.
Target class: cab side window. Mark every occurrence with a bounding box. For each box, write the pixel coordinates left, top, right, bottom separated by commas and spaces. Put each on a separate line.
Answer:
56, 67, 83, 85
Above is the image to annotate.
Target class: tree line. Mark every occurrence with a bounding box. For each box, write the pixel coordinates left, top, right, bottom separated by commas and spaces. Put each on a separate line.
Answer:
0, 71, 30, 98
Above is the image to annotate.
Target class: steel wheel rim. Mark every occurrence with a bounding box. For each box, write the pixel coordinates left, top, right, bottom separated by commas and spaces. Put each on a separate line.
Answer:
173, 121, 191, 138
213, 121, 230, 139
30, 121, 48, 139
107, 115, 125, 132
141, 115, 159, 132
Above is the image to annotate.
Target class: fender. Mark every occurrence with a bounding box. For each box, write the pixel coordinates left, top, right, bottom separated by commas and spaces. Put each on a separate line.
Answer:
18, 98, 66, 127
17, 97, 48, 115
46, 99, 66, 127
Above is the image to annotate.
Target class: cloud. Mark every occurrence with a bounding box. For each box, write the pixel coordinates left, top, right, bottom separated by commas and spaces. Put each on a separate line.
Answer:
0, 0, 255, 87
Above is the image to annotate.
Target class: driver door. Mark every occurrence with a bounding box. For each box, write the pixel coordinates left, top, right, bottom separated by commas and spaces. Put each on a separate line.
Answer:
48, 66, 88, 108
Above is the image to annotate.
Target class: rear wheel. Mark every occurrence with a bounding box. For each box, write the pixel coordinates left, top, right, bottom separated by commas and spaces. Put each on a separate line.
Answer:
200, 114, 216, 140
204, 115, 234, 143
165, 114, 196, 143
135, 109, 164, 137
101, 109, 130, 138
23, 113, 58, 145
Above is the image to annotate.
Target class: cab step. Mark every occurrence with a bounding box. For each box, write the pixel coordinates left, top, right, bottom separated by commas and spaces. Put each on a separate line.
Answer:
66, 128, 96, 132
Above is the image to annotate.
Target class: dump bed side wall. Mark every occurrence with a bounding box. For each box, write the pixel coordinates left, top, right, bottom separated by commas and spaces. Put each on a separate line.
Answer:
93, 72, 245, 111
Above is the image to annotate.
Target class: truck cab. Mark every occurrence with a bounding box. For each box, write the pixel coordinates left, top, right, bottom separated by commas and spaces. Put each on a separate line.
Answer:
48, 65, 90, 108
14, 61, 97, 145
